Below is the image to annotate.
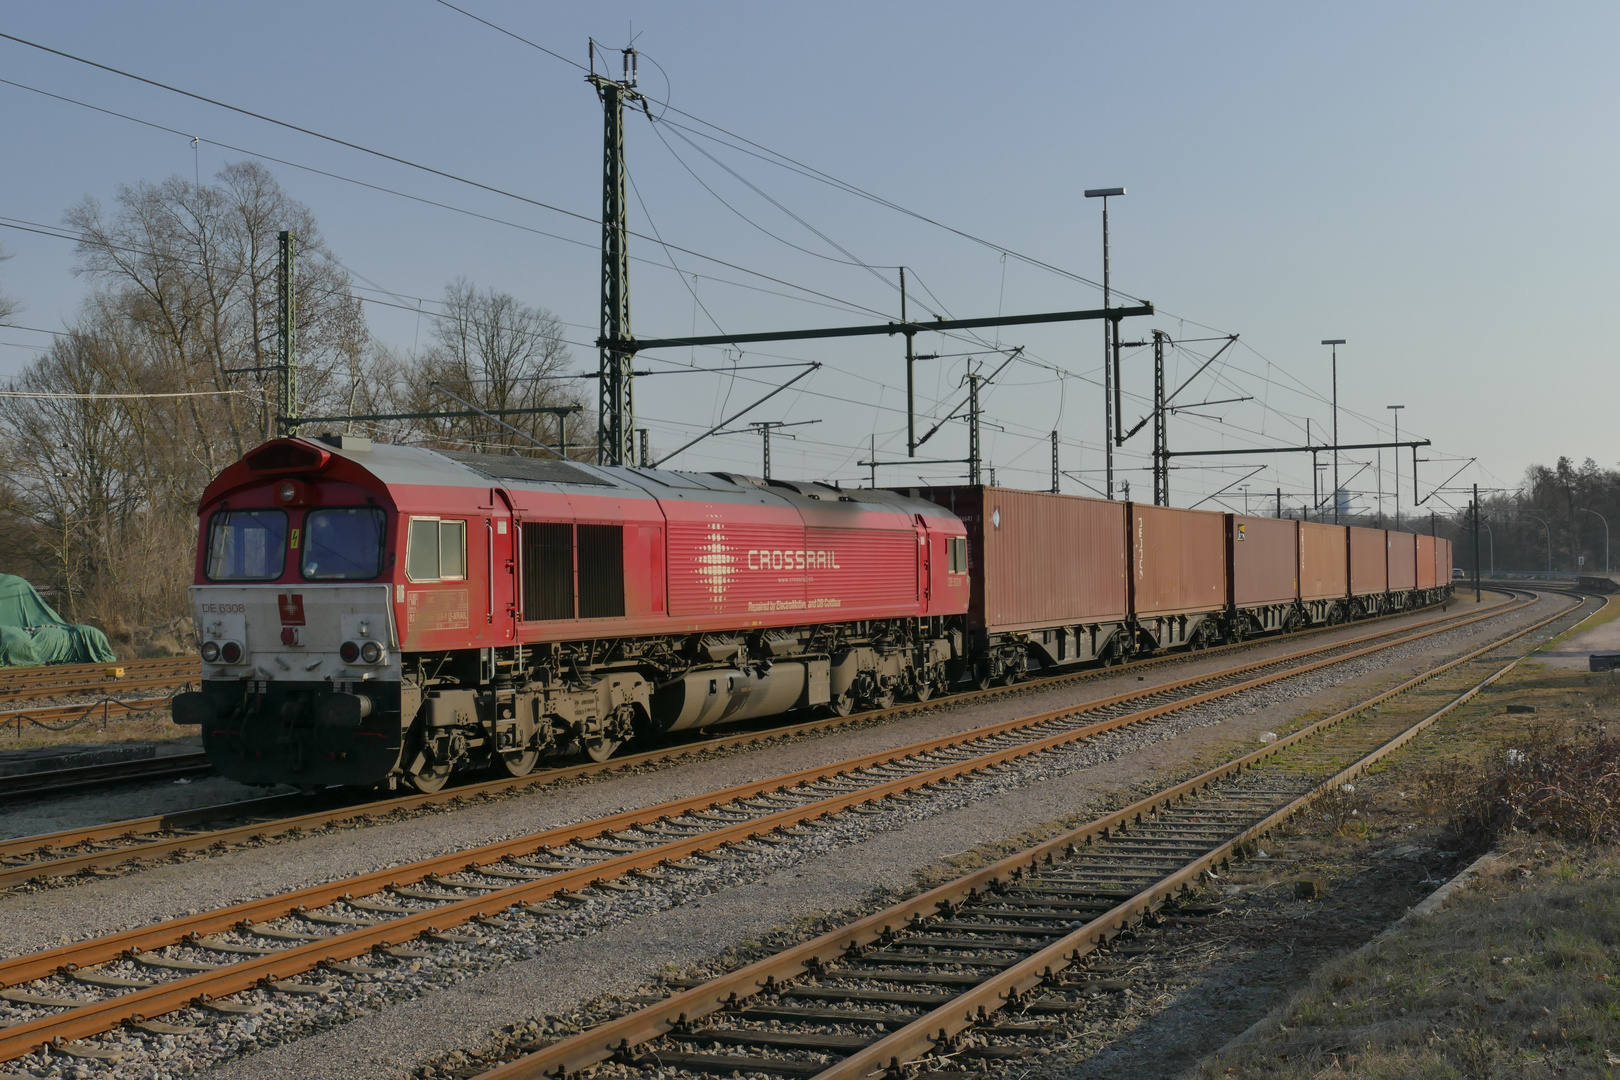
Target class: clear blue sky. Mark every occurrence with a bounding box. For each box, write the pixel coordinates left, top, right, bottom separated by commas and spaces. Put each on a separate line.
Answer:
2, 1, 1614, 517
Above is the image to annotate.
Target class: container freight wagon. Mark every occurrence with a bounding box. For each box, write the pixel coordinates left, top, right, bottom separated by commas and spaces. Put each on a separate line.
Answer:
1416, 535, 1438, 592
910, 486, 1128, 680
1348, 526, 1390, 614
1299, 521, 1351, 623
1131, 503, 1228, 649
1228, 515, 1301, 634
1388, 531, 1419, 595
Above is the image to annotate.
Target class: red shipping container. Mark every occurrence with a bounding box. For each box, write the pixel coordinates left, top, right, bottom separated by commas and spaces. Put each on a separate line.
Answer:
1416, 534, 1437, 589
1132, 503, 1226, 616
1230, 515, 1298, 607
913, 487, 1126, 632
1349, 527, 1388, 596
1388, 531, 1418, 591
1300, 522, 1348, 601
1439, 537, 1453, 581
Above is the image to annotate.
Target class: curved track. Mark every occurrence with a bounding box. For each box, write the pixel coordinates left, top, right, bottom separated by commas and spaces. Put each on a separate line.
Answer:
0, 589, 1554, 1066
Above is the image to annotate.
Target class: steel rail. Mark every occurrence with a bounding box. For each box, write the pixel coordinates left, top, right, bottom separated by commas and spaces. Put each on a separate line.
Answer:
0, 593, 1535, 1061
470, 588, 1580, 1079
0, 753, 211, 806
0, 675, 195, 705
0, 655, 192, 687
0, 658, 196, 704
0, 596, 1504, 888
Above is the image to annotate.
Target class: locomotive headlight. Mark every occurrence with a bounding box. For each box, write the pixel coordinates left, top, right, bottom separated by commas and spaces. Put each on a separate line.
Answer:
200, 640, 221, 663
276, 480, 300, 504
339, 641, 361, 664
359, 640, 384, 664
219, 640, 244, 665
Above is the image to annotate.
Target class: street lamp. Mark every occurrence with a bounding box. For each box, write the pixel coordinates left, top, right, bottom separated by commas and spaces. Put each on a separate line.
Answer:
1578, 507, 1610, 575
1322, 340, 1345, 523
1386, 404, 1405, 528
1085, 186, 1125, 500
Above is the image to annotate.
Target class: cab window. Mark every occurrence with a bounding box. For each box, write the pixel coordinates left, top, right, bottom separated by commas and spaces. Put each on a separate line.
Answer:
302, 508, 386, 580
406, 517, 467, 582
206, 509, 288, 581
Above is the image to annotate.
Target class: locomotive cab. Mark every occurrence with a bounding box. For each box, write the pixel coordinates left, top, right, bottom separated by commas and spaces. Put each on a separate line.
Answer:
174, 436, 415, 788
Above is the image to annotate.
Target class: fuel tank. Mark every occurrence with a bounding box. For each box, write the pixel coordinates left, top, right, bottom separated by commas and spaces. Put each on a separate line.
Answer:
650, 659, 830, 732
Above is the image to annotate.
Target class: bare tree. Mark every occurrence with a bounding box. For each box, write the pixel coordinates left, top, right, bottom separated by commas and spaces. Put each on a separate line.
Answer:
64, 160, 366, 472
0, 242, 19, 324
398, 278, 588, 456
0, 162, 366, 646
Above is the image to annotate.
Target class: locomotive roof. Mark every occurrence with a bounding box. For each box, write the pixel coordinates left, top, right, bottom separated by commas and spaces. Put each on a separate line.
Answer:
295, 435, 956, 519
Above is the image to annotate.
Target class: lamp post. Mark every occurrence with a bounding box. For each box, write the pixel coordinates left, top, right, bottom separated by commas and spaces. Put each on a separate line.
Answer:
1386, 404, 1405, 528
1085, 186, 1125, 499
1578, 507, 1610, 575
1322, 340, 1345, 522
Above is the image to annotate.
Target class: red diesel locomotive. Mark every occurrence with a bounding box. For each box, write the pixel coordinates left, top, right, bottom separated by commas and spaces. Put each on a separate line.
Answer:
174, 435, 969, 791
174, 435, 1451, 792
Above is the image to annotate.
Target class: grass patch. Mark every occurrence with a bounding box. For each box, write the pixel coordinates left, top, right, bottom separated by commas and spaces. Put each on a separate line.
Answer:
1192, 839, 1620, 1079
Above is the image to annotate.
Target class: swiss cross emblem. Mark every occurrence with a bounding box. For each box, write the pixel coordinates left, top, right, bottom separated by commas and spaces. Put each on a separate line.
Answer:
277, 593, 306, 626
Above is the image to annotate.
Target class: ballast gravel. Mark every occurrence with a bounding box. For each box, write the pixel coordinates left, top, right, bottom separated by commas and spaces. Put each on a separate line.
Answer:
0, 594, 1557, 1079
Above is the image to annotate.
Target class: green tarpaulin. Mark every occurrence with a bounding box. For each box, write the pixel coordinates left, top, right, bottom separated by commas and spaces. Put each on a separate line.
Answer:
0, 574, 116, 667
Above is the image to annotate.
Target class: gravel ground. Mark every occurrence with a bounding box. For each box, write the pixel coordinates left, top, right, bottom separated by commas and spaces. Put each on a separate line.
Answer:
0, 592, 1556, 1078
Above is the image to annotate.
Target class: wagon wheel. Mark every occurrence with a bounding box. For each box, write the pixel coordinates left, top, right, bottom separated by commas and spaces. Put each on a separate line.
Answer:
972, 663, 994, 691
826, 690, 857, 717
911, 675, 933, 703
870, 686, 897, 711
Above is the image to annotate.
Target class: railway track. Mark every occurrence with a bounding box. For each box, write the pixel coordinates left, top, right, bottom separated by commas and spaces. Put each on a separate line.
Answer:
0, 596, 1508, 891
0, 589, 1560, 1067
0, 753, 213, 807
0, 657, 195, 705
458, 589, 1587, 1080
0, 595, 1506, 891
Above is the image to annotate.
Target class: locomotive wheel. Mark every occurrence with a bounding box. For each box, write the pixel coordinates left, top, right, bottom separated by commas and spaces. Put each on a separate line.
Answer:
498, 747, 540, 778
870, 686, 896, 711
827, 690, 856, 717
583, 736, 622, 763
912, 679, 933, 702
408, 764, 452, 793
